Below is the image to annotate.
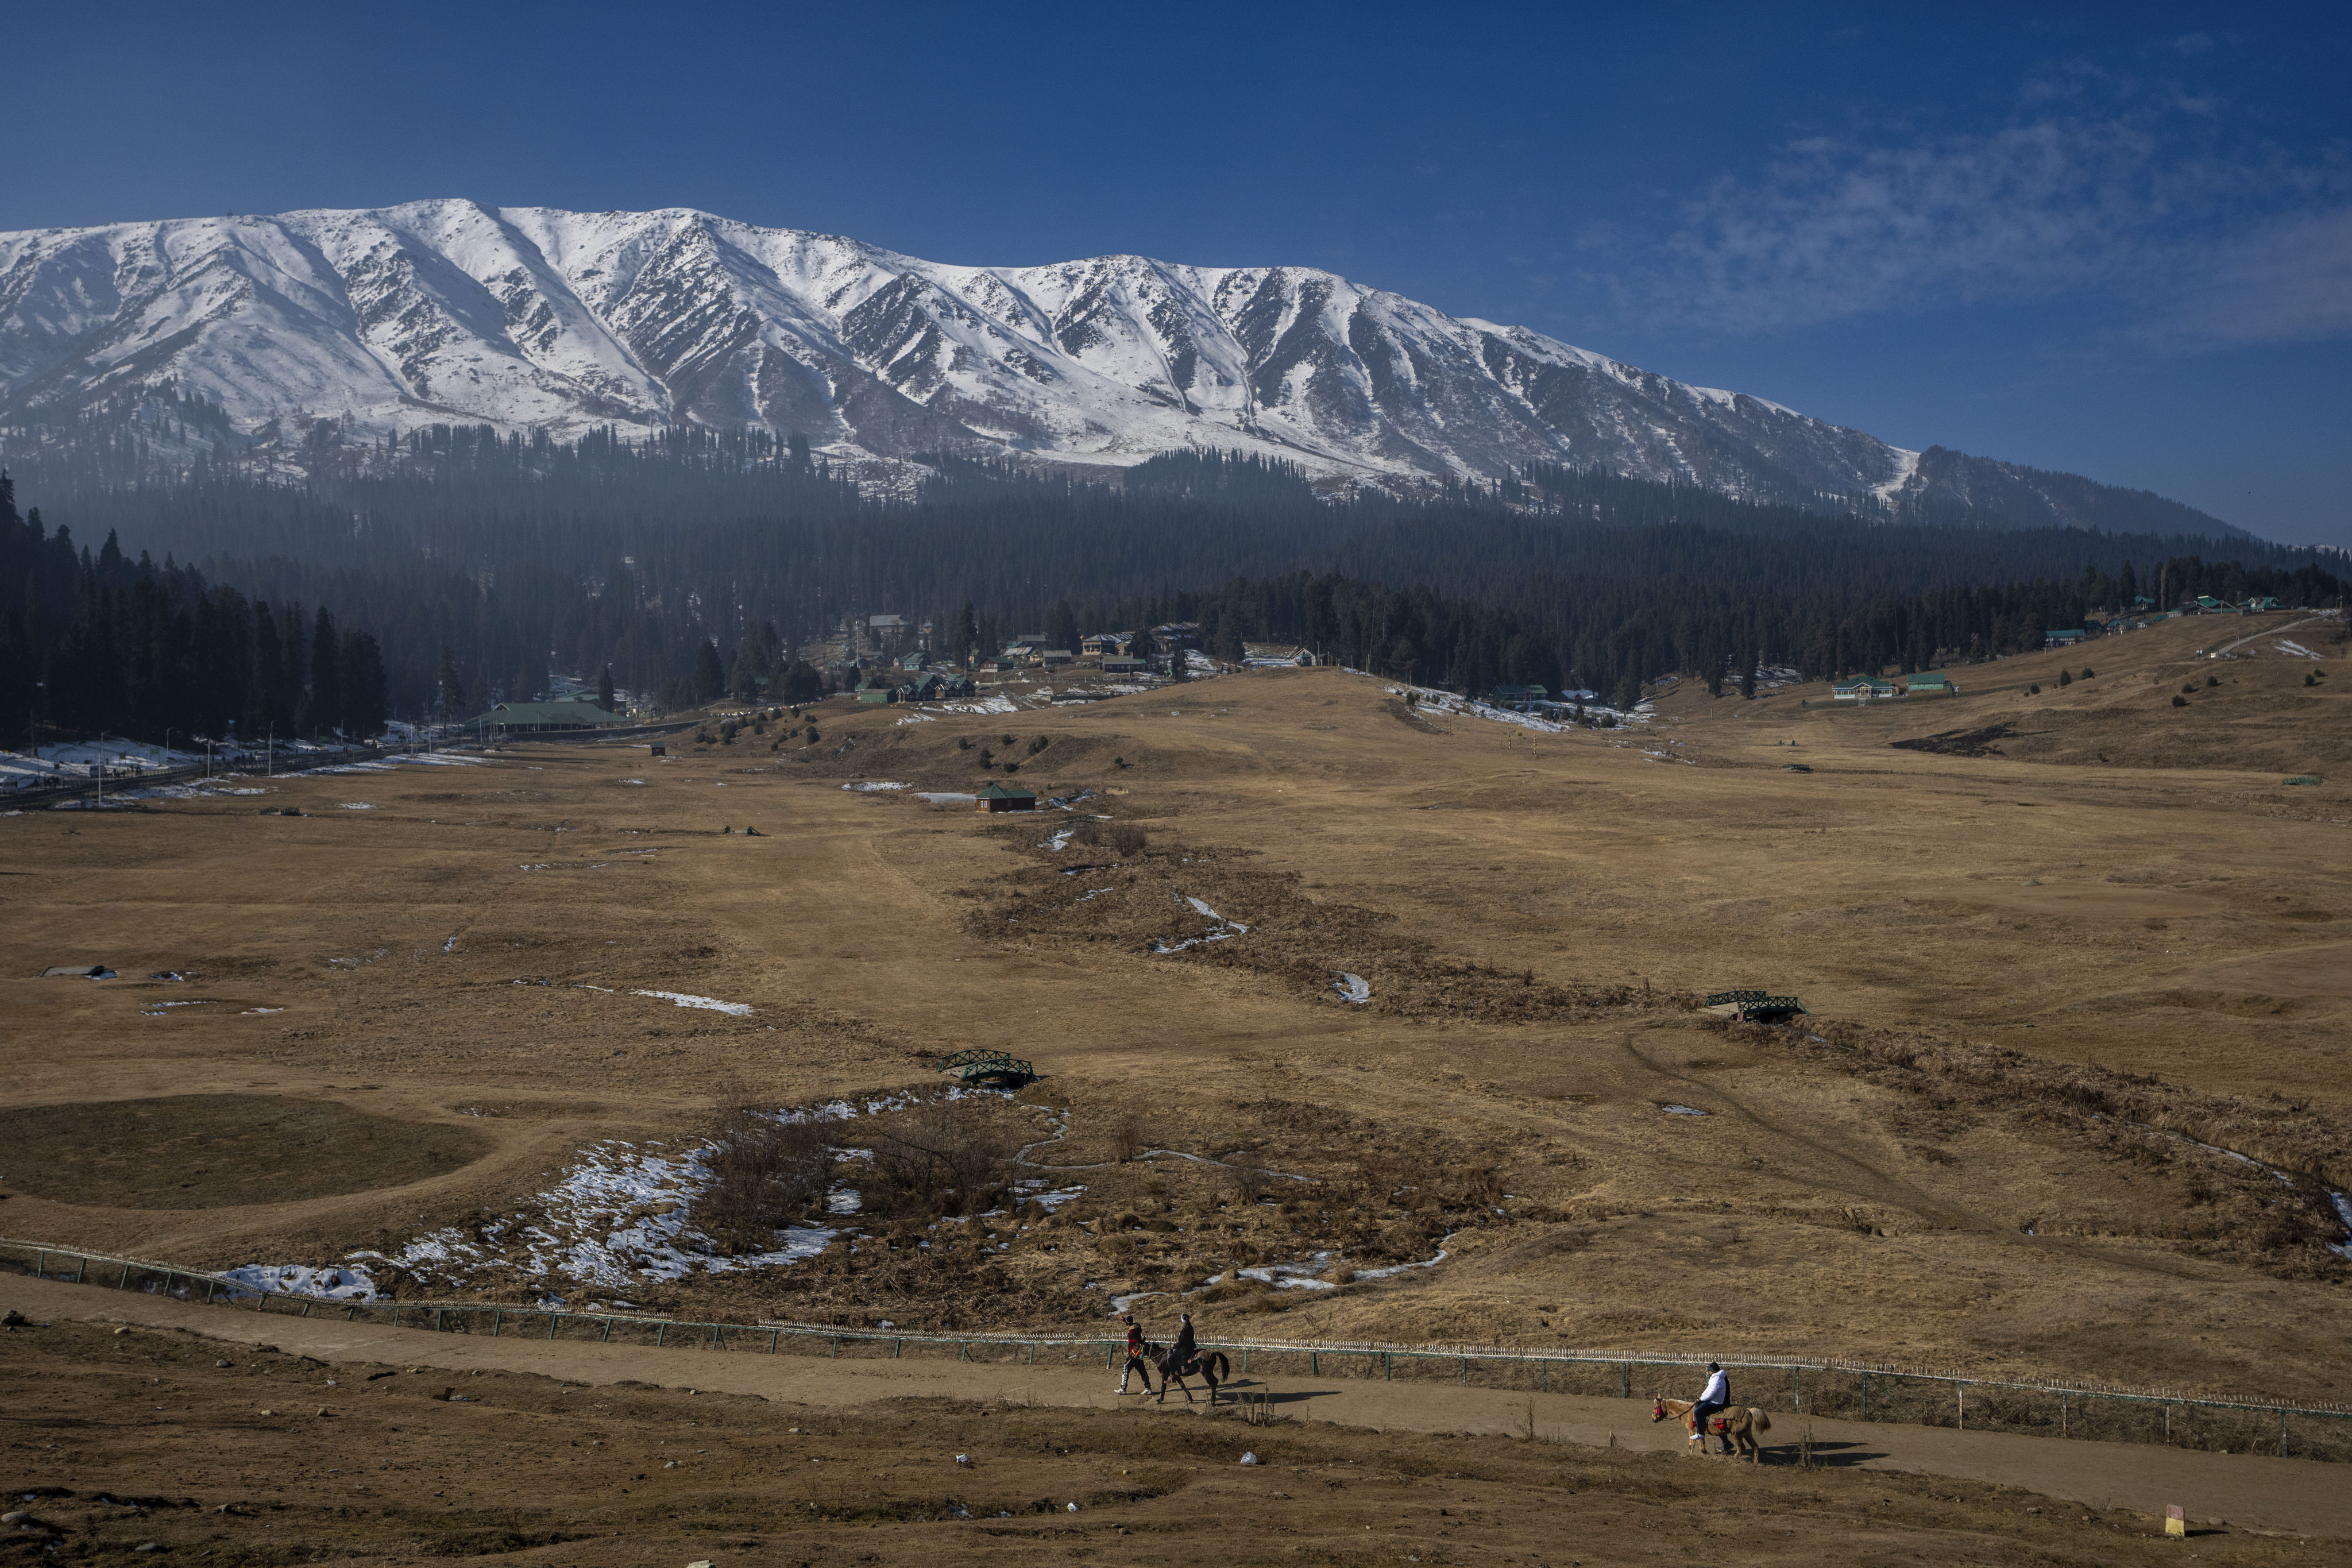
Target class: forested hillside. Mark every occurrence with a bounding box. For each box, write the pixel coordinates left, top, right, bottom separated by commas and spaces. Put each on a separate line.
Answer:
1, 432, 2338, 747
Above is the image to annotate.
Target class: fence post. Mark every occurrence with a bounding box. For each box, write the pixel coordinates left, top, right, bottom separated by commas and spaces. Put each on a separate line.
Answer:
2057, 1391, 2064, 1436
300, 1300, 312, 1318
1619, 1362, 1628, 1399
1861, 1372, 1868, 1421
1028, 1343, 1035, 1366
1241, 1348, 1248, 1374
1460, 1357, 1469, 1387
1540, 1361, 1547, 1394
603, 1319, 614, 1343
894, 1339, 902, 1360
771, 1331, 781, 1354
1311, 1351, 1319, 1376
1958, 1383, 1965, 1431
1793, 1366, 1801, 1412
435, 1308, 446, 1332
1384, 1353, 1391, 1382
75, 1254, 87, 1284
491, 1308, 501, 1338
2280, 1411, 2288, 1457
656, 1323, 667, 1349
547, 1313, 558, 1341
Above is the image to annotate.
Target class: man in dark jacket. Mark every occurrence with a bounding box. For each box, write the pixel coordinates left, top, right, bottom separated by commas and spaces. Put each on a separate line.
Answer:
1169, 1311, 1198, 1373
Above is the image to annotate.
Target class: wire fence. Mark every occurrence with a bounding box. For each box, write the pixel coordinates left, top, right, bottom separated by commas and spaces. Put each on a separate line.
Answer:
7, 1237, 2347, 1463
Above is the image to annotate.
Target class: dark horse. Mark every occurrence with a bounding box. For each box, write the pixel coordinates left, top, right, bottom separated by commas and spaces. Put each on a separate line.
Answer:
1149, 1341, 1231, 1405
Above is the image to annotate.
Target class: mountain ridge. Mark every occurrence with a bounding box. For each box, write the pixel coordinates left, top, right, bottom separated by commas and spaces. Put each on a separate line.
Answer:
0, 199, 2241, 536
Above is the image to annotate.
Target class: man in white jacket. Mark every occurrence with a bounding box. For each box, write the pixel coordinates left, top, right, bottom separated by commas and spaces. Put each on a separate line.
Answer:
1690, 1362, 1731, 1453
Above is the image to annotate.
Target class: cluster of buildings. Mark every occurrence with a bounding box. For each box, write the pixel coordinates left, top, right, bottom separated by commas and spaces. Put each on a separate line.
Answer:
1830, 670, 1959, 702
2041, 594, 2289, 654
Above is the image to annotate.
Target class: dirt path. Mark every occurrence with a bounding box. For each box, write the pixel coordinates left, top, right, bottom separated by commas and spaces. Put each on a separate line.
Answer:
13, 1274, 2345, 1540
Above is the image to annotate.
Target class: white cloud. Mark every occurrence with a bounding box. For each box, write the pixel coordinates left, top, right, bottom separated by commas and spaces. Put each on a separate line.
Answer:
1633, 86, 2352, 350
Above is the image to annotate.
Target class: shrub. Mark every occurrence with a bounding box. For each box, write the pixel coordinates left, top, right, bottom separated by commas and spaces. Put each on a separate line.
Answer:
1027, 735, 1051, 755
1073, 820, 1146, 858
2173, 694, 2189, 707
2207, 674, 2220, 688
1002, 734, 1018, 747
2028, 683, 2041, 694
2081, 668, 2095, 679
864, 1102, 1020, 1219
685, 1106, 832, 1254
2058, 670, 2072, 688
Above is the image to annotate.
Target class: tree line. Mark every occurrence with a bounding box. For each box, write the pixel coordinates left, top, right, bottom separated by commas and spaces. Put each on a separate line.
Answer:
0, 427, 2341, 746
2, 475, 387, 750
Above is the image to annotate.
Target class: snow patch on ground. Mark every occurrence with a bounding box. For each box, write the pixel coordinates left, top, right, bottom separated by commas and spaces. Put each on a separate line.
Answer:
1333, 972, 1372, 1005
2274, 640, 2324, 660
842, 781, 907, 791
633, 990, 754, 1016
222, 1263, 383, 1301
1661, 1103, 1709, 1117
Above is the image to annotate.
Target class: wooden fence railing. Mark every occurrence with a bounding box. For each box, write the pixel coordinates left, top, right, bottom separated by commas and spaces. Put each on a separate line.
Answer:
6, 1237, 2346, 1462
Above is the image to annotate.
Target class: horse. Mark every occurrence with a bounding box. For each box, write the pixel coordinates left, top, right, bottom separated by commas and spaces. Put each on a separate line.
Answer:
1150, 1341, 1231, 1405
1652, 1397, 1772, 1461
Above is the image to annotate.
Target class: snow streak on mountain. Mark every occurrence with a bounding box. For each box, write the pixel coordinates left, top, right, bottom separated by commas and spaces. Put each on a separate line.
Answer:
0, 200, 2234, 533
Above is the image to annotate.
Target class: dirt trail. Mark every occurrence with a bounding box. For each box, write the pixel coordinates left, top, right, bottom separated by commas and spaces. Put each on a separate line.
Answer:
13, 1274, 2345, 1540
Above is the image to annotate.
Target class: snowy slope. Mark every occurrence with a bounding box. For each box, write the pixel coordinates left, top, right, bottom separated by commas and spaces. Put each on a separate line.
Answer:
0, 199, 2054, 516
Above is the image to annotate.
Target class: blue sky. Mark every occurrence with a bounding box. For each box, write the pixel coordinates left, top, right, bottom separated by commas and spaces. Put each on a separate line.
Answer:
6, 2, 2347, 546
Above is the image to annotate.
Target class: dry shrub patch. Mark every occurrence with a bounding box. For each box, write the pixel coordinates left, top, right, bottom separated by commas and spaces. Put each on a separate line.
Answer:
969, 829, 1666, 1023
685, 1103, 833, 1254
1763, 1020, 2352, 1277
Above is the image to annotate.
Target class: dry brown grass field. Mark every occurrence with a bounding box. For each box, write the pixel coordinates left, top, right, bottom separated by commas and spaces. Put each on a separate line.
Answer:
5, 607, 2349, 1427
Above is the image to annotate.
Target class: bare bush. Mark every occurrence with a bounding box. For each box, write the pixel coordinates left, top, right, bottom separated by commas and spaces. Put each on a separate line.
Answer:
1071, 820, 1148, 858
865, 1101, 1021, 1219
1107, 1103, 1150, 1164
687, 1106, 832, 1254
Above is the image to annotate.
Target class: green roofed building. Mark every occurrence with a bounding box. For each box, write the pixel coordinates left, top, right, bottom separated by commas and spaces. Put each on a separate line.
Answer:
1905, 671, 1957, 695
975, 782, 1038, 813
463, 697, 618, 733
1831, 675, 1898, 700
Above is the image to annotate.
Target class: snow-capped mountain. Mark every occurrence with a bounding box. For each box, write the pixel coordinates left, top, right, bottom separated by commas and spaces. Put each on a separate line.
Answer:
0, 200, 2229, 530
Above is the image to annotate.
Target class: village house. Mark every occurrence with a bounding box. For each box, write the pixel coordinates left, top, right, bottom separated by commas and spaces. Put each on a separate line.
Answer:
1905, 671, 1957, 696
1831, 675, 1900, 700
1080, 632, 1131, 658
1489, 683, 1549, 709
975, 782, 1038, 813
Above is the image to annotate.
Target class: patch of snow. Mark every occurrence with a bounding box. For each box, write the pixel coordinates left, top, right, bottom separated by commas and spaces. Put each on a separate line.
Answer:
1350, 1246, 1451, 1282
842, 781, 907, 791
917, 791, 977, 803
633, 990, 754, 1017
2274, 640, 2323, 660
221, 1263, 383, 1301
1661, 1103, 1709, 1117
339, 802, 373, 810
1333, 972, 1371, 1005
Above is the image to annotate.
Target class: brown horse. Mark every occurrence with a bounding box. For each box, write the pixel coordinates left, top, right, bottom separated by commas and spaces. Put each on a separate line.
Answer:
1652, 1397, 1772, 1462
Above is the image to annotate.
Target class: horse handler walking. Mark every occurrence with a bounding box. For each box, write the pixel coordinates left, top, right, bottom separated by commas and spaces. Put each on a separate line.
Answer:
1689, 1362, 1732, 1454
1115, 1312, 1153, 1395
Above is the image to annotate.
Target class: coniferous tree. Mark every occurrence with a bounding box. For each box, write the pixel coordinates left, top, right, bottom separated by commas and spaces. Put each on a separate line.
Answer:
597, 663, 616, 712
692, 639, 725, 704
309, 608, 342, 735
341, 630, 388, 737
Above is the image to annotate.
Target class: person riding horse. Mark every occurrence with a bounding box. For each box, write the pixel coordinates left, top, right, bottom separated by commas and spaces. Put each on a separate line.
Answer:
1689, 1362, 1732, 1454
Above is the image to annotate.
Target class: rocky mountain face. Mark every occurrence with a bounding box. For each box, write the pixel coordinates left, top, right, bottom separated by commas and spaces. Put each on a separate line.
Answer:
0, 200, 2235, 532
